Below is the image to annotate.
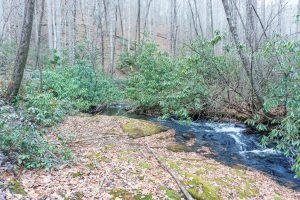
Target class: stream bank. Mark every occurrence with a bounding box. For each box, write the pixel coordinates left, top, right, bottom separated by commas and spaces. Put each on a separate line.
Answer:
1, 114, 299, 199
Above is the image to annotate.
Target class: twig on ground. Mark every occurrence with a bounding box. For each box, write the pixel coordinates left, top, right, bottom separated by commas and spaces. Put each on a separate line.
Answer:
145, 143, 194, 200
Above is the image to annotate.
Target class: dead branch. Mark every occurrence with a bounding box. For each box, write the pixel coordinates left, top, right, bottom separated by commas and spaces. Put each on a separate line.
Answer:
145, 143, 194, 200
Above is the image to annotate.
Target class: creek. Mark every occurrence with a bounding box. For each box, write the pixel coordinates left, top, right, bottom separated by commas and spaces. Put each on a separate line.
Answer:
103, 104, 300, 190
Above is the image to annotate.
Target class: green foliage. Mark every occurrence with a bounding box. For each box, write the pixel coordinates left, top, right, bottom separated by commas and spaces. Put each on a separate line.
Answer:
0, 120, 72, 169
258, 37, 300, 177
124, 40, 209, 119
24, 61, 123, 125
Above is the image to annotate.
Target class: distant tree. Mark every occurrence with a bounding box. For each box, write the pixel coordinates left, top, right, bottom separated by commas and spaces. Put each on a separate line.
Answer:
7, 0, 35, 99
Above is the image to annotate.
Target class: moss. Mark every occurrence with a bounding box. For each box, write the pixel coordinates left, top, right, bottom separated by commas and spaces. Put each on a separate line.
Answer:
139, 162, 152, 169
164, 188, 181, 200
73, 191, 84, 200
134, 194, 153, 200
86, 162, 96, 170
8, 179, 27, 196
86, 151, 111, 163
194, 164, 218, 175
166, 144, 192, 152
120, 117, 167, 138
183, 172, 221, 200
71, 171, 82, 178
236, 179, 259, 199
274, 194, 281, 200
110, 188, 132, 199
109, 188, 152, 200
166, 161, 181, 171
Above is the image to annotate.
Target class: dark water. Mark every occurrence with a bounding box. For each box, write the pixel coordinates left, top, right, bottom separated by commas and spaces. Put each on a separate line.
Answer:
103, 105, 300, 190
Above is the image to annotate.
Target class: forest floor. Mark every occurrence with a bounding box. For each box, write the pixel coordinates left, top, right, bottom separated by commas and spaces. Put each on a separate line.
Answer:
1, 114, 300, 200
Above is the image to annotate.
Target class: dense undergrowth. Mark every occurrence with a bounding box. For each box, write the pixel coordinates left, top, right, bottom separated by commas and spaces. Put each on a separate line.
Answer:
120, 37, 300, 177
0, 36, 299, 178
0, 61, 123, 169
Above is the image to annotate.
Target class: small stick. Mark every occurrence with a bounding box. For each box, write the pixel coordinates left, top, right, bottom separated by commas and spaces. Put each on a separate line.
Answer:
145, 143, 194, 200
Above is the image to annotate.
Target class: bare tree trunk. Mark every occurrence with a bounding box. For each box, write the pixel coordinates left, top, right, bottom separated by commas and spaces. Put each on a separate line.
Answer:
188, 0, 199, 36
0, 0, 3, 40
193, 0, 204, 36
35, 0, 45, 68
55, 0, 62, 60
222, 0, 264, 109
46, 0, 53, 50
297, 0, 300, 34
277, 0, 282, 34
261, 0, 265, 27
110, 5, 117, 75
206, 0, 213, 38
7, 0, 35, 99
136, 0, 141, 44
67, 0, 76, 65
143, 0, 153, 33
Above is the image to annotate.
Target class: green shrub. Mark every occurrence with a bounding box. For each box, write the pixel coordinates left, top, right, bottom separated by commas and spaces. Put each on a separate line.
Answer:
0, 119, 72, 169
23, 61, 123, 125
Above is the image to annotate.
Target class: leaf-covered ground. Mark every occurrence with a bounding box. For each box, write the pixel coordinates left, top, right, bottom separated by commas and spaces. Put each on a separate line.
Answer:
1, 114, 299, 199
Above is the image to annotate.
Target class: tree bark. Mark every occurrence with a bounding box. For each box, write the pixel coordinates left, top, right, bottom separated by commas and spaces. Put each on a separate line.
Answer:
222, 0, 264, 109
35, 0, 45, 68
55, 0, 62, 60
7, 0, 35, 99
46, 0, 53, 50
67, 0, 76, 65
136, 0, 141, 44
206, 0, 213, 39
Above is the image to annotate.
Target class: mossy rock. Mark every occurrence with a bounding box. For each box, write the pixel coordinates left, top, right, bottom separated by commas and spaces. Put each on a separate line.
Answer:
120, 117, 168, 138
183, 173, 221, 200
8, 179, 27, 196
167, 144, 193, 152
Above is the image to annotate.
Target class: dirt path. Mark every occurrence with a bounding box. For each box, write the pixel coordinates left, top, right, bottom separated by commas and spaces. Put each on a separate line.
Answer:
1, 115, 299, 199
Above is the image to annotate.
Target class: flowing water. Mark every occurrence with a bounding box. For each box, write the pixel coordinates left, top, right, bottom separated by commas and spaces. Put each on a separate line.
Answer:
103, 105, 300, 190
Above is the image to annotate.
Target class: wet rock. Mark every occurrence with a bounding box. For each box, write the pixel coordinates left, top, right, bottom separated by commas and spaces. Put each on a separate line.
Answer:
182, 132, 196, 140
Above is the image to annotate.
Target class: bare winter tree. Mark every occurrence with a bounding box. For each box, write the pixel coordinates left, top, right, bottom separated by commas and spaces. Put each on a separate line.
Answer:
46, 0, 53, 50
206, 0, 213, 39
7, 0, 35, 99
221, 0, 264, 109
67, 0, 76, 65
55, 0, 62, 60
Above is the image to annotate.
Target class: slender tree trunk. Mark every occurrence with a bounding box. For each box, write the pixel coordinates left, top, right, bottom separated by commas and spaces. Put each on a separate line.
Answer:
188, 0, 199, 37
221, 0, 264, 109
67, 0, 76, 65
143, 0, 153, 33
206, 0, 213, 38
35, 0, 45, 68
277, 0, 282, 34
55, 0, 62, 60
110, 5, 117, 75
46, 0, 53, 50
193, 0, 204, 36
136, 0, 141, 44
7, 0, 35, 99
297, 0, 300, 35
261, 0, 265, 27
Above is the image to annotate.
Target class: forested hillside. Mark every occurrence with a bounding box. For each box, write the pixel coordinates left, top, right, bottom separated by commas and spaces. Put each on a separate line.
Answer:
0, 0, 299, 199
